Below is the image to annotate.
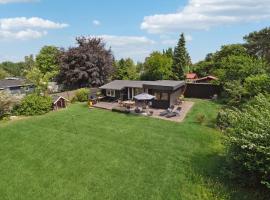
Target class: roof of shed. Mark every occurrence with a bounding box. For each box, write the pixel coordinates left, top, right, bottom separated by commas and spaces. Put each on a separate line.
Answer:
51, 95, 69, 104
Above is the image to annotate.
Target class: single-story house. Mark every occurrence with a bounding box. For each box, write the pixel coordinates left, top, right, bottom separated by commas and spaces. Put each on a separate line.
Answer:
51, 95, 69, 110
100, 80, 186, 109
0, 77, 35, 96
194, 76, 218, 83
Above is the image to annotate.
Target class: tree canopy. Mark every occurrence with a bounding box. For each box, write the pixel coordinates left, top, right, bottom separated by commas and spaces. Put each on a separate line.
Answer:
113, 58, 138, 80
36, 46, 60, 75
58, 37, 114, 88
244, 27, 270, 63
0, 61, 25, 77
0, 68, 8, 79
140, 51, 173, 81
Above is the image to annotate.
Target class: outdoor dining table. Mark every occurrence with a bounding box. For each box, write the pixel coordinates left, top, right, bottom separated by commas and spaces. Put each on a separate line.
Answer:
122, 100, 135, 107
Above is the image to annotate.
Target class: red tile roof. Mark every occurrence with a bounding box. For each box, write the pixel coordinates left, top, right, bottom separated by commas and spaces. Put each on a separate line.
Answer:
186, 73, 198, 79
195, 76, 218, 81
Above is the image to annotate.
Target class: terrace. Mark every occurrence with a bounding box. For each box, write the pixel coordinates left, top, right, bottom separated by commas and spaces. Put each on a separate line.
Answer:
93, 100, 194, 122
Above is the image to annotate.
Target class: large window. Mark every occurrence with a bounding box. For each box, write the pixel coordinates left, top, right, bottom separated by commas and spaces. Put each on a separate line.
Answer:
106, 89, 115, 97
154, 92, 161, 100
161, 93, 169, 101
154, 92, 169, 101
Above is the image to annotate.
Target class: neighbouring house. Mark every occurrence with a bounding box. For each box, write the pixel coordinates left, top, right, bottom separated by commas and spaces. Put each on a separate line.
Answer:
51, 95, 69, 110
0, 77, 35, 97
48, 82, 63, 93
99, 80, 186, 109
186, 73, 198, 81
194, 76, 218, 83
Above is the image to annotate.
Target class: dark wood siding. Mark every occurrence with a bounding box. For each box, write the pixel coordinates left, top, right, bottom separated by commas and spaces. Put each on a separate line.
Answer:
184, 83, 221, 99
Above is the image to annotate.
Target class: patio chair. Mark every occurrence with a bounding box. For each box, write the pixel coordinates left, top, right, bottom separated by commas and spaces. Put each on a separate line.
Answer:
147, 110, 154, 116
118, 99, 123, 107
166, 107, 182, 118
135, 107, 141, 113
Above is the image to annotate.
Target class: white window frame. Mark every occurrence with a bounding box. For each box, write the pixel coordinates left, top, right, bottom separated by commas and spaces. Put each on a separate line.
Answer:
106, 89, 115, 97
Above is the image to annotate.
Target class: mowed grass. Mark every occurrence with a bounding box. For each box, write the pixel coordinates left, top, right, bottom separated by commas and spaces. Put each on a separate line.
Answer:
0, 100, 262, 200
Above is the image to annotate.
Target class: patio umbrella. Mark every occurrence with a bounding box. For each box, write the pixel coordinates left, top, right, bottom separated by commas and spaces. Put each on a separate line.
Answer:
134, 93, 155, 101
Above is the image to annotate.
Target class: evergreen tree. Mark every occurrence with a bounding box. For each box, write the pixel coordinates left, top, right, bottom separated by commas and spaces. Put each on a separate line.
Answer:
172, 33, 191, 80
162, 48, 174, 59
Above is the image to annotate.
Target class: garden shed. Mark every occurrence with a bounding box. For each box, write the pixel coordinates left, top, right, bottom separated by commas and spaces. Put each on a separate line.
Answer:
52, 95, 69, 110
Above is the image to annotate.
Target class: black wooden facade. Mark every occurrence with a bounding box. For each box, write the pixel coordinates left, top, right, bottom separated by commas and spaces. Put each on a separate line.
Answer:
184, 83, 221, 99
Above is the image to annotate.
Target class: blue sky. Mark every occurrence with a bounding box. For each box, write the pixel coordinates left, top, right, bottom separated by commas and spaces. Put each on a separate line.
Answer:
0, 0, 269, 63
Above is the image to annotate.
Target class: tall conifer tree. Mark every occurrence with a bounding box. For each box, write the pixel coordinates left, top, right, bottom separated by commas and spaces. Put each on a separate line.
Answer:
172, 33, 191, 80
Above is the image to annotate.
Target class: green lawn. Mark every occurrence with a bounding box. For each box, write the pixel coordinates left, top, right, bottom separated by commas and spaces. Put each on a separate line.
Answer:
0, 100, 262, 200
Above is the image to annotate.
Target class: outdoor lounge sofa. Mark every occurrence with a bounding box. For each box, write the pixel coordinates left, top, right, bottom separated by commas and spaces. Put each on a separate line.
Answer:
159, 105, 174, 116
166, 107, 182, 118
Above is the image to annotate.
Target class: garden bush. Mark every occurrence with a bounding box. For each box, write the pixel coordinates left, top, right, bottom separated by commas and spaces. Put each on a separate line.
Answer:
216, 108, 237, 131
14, 94, 52, 116
196, 113, 206, 124
73, 88, 89, 102
223, 94, 270, 189
0, 91, 14, 119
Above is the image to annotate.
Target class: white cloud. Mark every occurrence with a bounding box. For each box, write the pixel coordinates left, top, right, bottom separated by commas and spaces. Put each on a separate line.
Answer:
0, 0, 36, 4
0, 17, 68, 40
0, 17, 68, 30
141, 0, 270, 33
0, 29, 47, 40
91, 35, 156, 61
95, 35, 155, 46
92, 20, 101, 26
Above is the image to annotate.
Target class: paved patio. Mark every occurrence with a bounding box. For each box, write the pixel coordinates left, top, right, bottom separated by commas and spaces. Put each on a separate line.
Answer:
93, 101, 194, 123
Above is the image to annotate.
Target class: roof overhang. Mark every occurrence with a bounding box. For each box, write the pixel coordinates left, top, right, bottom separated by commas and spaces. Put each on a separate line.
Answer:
143, 81, 185, 91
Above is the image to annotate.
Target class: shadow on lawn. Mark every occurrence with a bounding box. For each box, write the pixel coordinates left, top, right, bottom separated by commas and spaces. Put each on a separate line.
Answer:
190, 152, 269, 200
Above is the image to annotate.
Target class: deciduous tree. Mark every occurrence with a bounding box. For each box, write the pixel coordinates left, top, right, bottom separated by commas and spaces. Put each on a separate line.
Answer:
113, 58, 138, 80
141, 51, 172, 81
244, 27, 270, 63
36, 46, 60, 76
58, 37, 114, 88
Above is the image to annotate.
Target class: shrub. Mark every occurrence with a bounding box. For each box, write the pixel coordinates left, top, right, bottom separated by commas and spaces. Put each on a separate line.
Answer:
73, 88, 89, 102
224, 94, 270, 189
216, 108, 237, 131
14, 94, 52, 116
196, 113, 206, 124
0, 91, 14, 119
244, 74, 270, 97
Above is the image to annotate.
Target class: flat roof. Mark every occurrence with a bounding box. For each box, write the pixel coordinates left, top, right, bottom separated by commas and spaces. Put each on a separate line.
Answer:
143, 80, 186, 91
0, 78, 32, 89
100, 80, 185, 91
